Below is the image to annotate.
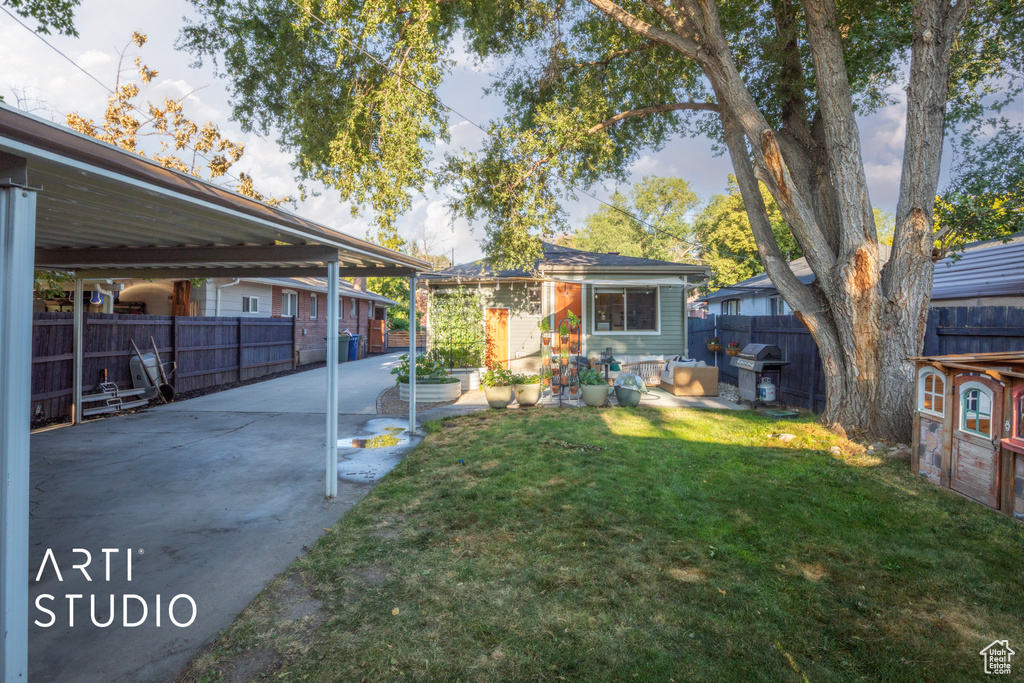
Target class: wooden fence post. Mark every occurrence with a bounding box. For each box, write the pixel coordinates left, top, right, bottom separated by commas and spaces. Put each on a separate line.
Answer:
237, 318, 244, 383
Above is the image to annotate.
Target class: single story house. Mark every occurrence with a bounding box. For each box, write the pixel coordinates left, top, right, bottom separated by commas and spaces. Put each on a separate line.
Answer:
421, 242, 710, 373
699, 235, 1023, 315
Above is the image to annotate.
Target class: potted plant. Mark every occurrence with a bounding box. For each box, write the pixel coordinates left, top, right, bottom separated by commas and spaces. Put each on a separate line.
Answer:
706, 336, 722, 353
579, 367, 610, 407
558, 320, 570, 343
567, 311, 581, 328
613, 372, 646, 407
513, 373, 542, 406
725, 340, 742, 356
538, 317, 551, 346
570, 363, 578, 376
542, 354, 551, 367
392, 354, 462, 402
552, 381, 562, 396
569, 383, 579, 397
560, 349, 569, 366
481, 365, 515, 408
560, 374, 569, 386
541, 368, 552, 389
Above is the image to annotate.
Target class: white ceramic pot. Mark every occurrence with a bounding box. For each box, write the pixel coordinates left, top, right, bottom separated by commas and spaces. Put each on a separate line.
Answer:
581, 384, 609, 407
482, 385, 514, 408
514, 383, 542, 406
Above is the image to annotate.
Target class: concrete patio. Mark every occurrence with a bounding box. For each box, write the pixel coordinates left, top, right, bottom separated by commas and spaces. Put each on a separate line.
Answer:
29, 353, 407, 682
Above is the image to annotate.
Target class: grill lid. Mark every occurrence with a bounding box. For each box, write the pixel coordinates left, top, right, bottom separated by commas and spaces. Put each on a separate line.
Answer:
738, 343, 783, 361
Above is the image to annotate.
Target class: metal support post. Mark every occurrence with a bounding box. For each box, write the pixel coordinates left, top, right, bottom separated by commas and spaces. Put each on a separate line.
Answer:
408, 275, 418, 435
0, 183, 37, 680
326, 261, 339, 498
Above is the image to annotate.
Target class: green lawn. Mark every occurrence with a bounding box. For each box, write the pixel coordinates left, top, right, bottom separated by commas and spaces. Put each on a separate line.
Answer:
184, 408, 1024, 682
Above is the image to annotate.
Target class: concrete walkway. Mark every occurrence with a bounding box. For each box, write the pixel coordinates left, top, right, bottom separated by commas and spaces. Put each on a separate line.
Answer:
29, 354, 407, 682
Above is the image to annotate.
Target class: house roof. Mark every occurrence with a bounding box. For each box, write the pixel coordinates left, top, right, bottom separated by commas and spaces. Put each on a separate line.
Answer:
422, 242, 709, 283
931, 233, 1024, 301
245, 277, 398, 306
0, 102, 430, 278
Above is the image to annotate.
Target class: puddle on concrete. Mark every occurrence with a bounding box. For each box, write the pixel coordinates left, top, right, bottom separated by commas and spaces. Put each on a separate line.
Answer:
337, 418, 419, 484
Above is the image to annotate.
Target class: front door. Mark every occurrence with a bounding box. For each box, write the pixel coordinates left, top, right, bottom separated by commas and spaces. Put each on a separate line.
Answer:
951, 374, 1004, 508
485, 308, 509, 369
554, 282, 582, 328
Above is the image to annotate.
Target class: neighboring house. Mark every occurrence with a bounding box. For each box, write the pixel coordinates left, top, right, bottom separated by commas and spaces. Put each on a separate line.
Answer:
700, 235, 1024, 315
422, 242, 710, 373
38, 276, 397, 364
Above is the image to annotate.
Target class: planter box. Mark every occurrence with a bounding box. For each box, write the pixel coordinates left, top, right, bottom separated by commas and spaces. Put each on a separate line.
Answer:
398, 381, 461, 403
449, 368, 480, 391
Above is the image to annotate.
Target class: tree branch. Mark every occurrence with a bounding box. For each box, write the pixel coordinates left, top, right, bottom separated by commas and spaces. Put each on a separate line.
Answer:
585, 0, 700, 57
508, 102, 719, 191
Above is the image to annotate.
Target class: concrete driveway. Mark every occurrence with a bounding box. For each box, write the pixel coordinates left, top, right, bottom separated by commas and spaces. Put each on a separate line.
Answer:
29, 353, 409, 682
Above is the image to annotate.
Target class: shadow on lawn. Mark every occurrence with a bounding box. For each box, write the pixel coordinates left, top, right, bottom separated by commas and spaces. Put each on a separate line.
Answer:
182, 406, 1024, 683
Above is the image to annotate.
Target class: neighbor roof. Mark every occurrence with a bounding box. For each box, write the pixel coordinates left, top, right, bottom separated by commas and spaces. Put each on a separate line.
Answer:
701, 237, 1024, 303
423, 242, 709, 282
245, 277, 398, 306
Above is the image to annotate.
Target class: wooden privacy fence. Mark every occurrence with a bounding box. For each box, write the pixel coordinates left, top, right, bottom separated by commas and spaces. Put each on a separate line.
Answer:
687, 305, 1024, 413
386, 330, 426, 350
32, 312, 294, 420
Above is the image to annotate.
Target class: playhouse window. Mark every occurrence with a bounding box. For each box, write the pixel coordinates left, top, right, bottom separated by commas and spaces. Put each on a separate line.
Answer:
1016, 391, 1024, 440
917, 369, 945, 416
961, 387, 992, 437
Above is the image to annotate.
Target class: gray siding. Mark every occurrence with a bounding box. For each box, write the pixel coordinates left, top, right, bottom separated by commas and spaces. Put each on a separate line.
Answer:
475, 281, 545, 372
582, 283, 687, 357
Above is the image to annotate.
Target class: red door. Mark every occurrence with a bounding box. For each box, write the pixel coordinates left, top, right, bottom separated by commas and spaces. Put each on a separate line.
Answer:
485, 308, 509, 369
951, 374, 1004, 508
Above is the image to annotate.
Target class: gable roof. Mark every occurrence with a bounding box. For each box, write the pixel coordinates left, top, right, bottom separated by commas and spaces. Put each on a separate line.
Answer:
931, 233, 1024, 300
245, 277, 398, 306
423, 242, 709, 282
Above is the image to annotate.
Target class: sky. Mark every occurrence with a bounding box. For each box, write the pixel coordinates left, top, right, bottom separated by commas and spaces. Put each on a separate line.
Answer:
0, 0, 937, 265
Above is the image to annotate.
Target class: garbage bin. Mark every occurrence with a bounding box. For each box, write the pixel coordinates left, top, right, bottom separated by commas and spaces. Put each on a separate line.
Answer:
327, 334, 350, 362
348, 334, 361, 361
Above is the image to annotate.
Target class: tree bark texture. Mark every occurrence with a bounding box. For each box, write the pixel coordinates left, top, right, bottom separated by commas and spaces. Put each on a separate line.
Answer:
586, 0, 971, 440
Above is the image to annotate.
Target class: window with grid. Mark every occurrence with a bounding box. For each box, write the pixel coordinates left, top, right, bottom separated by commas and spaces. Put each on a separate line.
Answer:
917, 369, 944, 416
593, 288, 658, 332
242, 296, 258, 313
961, 387, 992, 436
722, 299, 740, 315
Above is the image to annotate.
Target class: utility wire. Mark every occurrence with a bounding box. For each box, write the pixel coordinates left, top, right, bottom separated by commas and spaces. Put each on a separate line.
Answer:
0, 6, 251, 189
283, 0, 764, 268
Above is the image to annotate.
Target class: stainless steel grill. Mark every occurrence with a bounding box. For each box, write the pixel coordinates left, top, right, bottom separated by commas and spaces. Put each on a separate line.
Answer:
730, 344, 789, 402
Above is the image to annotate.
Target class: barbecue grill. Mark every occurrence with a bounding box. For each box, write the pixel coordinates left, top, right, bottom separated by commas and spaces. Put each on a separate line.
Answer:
730, 343, 789, 402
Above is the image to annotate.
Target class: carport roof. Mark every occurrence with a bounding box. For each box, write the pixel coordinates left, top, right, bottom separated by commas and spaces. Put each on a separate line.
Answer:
0, 102, 430, 278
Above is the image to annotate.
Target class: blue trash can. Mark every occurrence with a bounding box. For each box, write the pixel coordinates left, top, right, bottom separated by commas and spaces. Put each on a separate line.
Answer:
348, 334, 360, 361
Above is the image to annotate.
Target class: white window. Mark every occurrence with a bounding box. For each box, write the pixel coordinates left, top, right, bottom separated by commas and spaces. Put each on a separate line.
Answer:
960, 382, 993, 437
241, 296, 259, 314
769, 295, 786, 316
350, 298, 357, 318
527, 283, 542, 316
310, 293, 318, 319
722, 299, 740, 315
917, 368, 945, 417
593, 287, 659, 334
281, 290, 297, 317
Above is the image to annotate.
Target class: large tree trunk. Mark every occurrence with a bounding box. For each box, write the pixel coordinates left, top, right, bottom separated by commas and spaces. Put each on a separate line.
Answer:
585, 0, 972, 441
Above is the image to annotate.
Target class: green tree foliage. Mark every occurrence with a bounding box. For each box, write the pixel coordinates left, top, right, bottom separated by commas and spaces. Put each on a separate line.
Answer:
427, 289, 485, 368
368, 276, 410, 330
572, 176, 699, 261
2, 0, 79, 36
693, 177, 800, 290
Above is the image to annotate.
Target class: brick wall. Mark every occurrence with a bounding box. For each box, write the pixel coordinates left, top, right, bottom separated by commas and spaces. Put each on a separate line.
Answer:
269, 285, 380, 361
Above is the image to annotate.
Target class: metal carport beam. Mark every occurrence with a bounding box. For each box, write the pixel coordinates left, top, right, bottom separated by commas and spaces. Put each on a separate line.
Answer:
70, 266, 420, 280
0, 181, 37, 680
35, 244, 341, 267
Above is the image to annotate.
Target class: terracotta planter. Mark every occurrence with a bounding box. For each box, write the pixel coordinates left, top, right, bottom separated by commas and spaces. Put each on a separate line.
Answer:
581, 384, 609, 407
560, 375, 569, 386
560, 357, 569, 366
552, 364, 560, 375
552, 384, 562, 396
725, 347, 741, 356
542, 335, 551, 346
707, 343, 722, 353
514, 383, 542, 406
570, 366, 577, 376
483, 385, 513, 409
569, 385, 579, 397
542, 378, 550, 388
542, 356, 550, 366
570, 345, 580, 354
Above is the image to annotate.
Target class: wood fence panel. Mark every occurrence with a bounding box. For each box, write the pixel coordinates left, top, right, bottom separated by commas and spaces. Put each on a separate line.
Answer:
387, 331, 426, 350
689, 305, 1024, 414
30, 313, 296, 421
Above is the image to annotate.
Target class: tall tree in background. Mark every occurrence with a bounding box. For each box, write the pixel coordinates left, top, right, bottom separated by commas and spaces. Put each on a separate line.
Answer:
181, 0, 1022, 440
1, 0, 79, 36
572, 176, 699, 261
693, 177, 801, 290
